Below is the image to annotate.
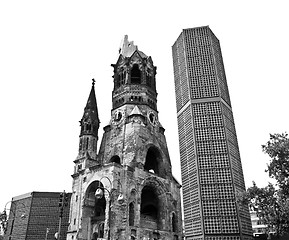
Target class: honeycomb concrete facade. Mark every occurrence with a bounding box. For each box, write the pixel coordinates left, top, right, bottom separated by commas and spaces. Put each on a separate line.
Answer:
67, 36, 183, 240
172, 26, 252, 240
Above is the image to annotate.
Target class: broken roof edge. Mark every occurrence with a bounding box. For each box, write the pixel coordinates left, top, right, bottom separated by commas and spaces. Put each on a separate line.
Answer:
119, 35, 147, 58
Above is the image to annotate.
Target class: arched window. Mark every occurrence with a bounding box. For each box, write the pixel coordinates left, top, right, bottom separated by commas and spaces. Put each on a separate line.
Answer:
110, 155, 121, 164
129, 202, 134, 226
144, 147, 163, 176
172, 212, 177, 232
85, 181, 106, 219
86, 137, 89, 150
120, 71, 125, 85
131, 64, 141, 84
140, 186, 159, 229
116, 75, 121, 88
86, 123, 91, 131
146, 73, 152, 87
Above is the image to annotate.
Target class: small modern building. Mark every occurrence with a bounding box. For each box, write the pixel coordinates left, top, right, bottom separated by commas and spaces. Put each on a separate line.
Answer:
4, 191, 71, 240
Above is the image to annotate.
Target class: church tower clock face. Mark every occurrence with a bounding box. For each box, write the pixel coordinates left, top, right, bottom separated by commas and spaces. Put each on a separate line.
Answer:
148, 111, 158, 126
111, 109, 124, 125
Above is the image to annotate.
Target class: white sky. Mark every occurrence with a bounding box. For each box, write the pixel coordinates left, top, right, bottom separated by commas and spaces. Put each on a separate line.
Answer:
1, 0, 288, 211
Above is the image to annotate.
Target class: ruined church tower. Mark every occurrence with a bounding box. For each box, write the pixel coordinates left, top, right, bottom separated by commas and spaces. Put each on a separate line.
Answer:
67, 36, 183, 240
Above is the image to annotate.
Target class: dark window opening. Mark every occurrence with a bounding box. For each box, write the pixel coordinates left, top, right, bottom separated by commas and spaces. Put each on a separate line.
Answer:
131, 64, 141, 84
129, 202, 135, 226
116, 70, 125, 88
172, 213, 177, 232
86, 124, 91, 131
120, 71, 125, 85
110, 155, 121, 164
130, 96, 143, 102
142, 205, 158, 218
149, 113, 155, 124
146, 74, 152, 87
141, 186, 159, 220
153, 232, 160, 240
144, 147, 162, 175
116, 76, 120, 88
86, 137, 89, 150
86, 181, 106, 219
78, 164, 82, 171
94, 195, 106, 218
92, 126, 97, 135
95, 205, 105, 217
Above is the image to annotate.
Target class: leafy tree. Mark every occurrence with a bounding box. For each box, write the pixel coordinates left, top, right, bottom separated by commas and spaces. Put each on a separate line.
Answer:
262, 133, 289, 196
242, 182, 289, 236
241, 133, 289, 237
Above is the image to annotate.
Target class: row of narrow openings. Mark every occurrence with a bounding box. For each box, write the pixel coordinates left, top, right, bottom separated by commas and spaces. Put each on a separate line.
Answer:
86, 183, 179, 237
116, 64, 154, 88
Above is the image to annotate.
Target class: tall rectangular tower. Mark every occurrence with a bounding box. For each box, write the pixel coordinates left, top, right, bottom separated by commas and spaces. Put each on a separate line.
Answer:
172, 26, 252, 240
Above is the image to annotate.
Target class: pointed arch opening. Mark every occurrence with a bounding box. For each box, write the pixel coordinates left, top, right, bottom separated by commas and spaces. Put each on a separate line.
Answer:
140, 185, 160, 229
131, 64, 141, 84
144, 146, 163, 177
146, 73, 153, 88
172, 212, 178, 232
85, 181, 106, 220
129, 202, 135, 226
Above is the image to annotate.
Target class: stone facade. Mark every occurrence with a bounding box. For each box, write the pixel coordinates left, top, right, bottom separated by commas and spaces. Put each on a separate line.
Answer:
67, 36, 183, 240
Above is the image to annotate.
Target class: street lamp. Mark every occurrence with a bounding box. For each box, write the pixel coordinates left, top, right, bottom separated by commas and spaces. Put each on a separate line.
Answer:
94, 176, 124, 240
